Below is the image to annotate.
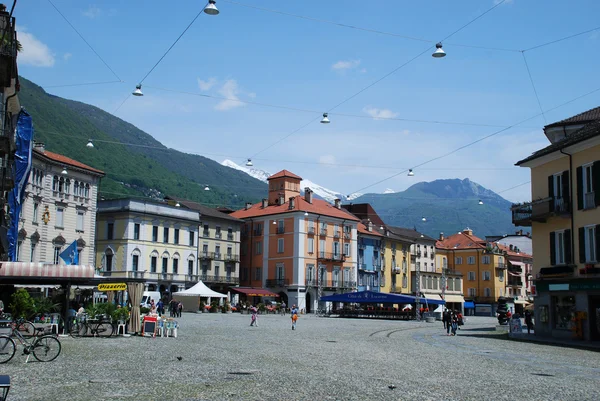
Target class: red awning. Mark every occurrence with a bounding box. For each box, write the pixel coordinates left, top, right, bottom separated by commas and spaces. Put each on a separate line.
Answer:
232, 287, 280, 297
0, 262, 95, 278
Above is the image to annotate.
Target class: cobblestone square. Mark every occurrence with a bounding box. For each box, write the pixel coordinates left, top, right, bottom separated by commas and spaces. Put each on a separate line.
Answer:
2, 314, 599, 400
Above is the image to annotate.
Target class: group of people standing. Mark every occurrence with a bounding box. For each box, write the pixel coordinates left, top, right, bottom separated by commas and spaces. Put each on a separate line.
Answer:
442, 309, 463, 336
149, 298, 182, 317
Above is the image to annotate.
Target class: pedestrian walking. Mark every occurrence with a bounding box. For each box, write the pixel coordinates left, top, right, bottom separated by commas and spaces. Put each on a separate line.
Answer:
451, 310, 458, 336
250, 306, 258, 327
177, 301, 183, 318
157, 299, 164, 317
290, 304, 299, 330
281, 301, 287, 316
525, 310, 534, 334
442, 308, 450, 331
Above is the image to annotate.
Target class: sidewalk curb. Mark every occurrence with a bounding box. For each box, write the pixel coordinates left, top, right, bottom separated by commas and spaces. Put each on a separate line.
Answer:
508, 334, 600, 352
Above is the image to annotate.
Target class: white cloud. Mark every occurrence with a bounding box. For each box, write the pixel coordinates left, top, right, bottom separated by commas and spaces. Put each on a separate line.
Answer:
215, 80, 244, 111
83, 5, 101, 18
63, 53, 72, 61
319, 154, 337, 167
363, 106, 399, 120
197, 77, 217, 91
18, 28, 55, 67
331, 59, 361, 71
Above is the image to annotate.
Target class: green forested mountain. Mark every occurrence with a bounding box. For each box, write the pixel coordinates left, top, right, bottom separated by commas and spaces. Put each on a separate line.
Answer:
18, 77, 267, 206
352, 178, 521, 238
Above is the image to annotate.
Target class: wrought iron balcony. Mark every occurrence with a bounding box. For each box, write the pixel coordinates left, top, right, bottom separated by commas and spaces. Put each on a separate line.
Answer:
227, 233, 235, 241
308, 227, 315, 235
344, 232, 351, 239
199, 252, 214, 260
317, 252, 346, 262
319, 228, 327, 236
224, 254, 239, 262
511, 196, 571, 226
215, 232, 222, 239
266, 279, 290, 287
334, 231, 341, 238
185, 274, 200, 282
160, 273, 173, 281
495, 263, 507, 270
203, 231, 210, 237
200, 275, 240, 284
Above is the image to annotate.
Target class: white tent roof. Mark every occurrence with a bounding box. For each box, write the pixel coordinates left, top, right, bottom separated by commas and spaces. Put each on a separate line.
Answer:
176, 281, 227, 298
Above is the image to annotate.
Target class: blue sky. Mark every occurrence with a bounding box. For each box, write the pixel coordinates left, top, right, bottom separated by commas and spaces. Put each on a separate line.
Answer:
15, 0, 600, 202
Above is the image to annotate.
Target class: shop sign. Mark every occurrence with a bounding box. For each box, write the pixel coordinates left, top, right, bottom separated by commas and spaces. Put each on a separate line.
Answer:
98, 283, 127, 291
569, 281, 600, 291
548, 284, 569, 291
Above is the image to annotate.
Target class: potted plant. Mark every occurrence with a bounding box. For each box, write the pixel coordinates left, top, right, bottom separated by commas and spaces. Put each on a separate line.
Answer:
222, 301, 231, 314
257, 303, 266, 314
9, 289, 35, 319
111, 307, 130, 325
199, 301, 206, 313
210, 301, 219, 313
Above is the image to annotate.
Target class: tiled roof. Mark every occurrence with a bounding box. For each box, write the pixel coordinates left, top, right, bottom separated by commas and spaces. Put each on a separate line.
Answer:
517, 120, 600, 165
34, 149, 104, 175
230, 196, 360, 221
497, 243, 532, 259
164, 196, 243, 223
357, 223, 383, 237
267, 170, 302, 181
435, 232, 486, 250
386, 225, 436, 242
545, 105, 600, 128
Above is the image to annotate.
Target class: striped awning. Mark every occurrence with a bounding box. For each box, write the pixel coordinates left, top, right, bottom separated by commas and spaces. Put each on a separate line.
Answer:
0, 262, 95, 279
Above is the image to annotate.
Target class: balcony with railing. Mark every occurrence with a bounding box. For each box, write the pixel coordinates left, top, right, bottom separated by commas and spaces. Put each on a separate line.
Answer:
213, 252, 222, 260
318, 252, 346, 262
224, 254, 239, 262
584, 192, 596, 210
373, 260, 382, 271
215, 232, 222, 239
203, 231, 210, 237
227, 233, 235, 241
266, 278, 290, 287
322, 280, 356, 289
307, 226, 315, 235
509, 278, 523, 287
200, 275, 240, 284
358, 263, 367, 270
199, 252, 214, 260
344, 232, 351, 240
392, 266, 401, 274
319, 228, 327, 236
495, 263, 507, 270
334, 230, 341, 238
160, 273, 174, 281
511, 196, 571, 226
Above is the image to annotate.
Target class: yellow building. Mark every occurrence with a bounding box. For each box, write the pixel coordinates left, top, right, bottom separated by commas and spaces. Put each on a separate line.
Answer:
379, 228, 413, 295
437, 229, 506, 315
96, 199, 200, 295
514, 107, 600, 341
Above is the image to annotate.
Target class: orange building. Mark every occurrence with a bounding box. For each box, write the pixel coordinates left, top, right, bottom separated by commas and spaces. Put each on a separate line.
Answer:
231, 170, 360, 312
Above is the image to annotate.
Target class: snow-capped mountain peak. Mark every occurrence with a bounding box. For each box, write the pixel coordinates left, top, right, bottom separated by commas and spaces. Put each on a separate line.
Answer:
221, 160, 362, 203
383, 188, 395, 194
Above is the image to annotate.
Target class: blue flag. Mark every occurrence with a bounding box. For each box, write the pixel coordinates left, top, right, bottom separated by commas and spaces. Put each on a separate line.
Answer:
59, 240, 79, 265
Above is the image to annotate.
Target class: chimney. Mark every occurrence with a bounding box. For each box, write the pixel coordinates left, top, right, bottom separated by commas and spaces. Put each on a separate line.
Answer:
261, 199, 268, 208
278, 193, 285, 205
367, 220, 373, 232
439, 232, 444, 241
289, 197, 295, 210
462, 228, 473, 236
33, 142, 45, 153
245, 202, 252, 210
304, 187, 313, 204
334, 198, 341, 209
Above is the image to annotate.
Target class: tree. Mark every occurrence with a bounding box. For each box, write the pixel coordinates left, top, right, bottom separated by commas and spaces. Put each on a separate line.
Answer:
9, 289, 35, 318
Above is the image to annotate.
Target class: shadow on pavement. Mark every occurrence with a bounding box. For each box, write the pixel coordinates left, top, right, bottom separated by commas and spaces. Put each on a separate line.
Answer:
457, 327, 496, 332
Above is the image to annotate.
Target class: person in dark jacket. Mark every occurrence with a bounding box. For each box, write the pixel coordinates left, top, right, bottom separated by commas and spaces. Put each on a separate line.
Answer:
524, 310, 534, 334
442, 309, 451, 335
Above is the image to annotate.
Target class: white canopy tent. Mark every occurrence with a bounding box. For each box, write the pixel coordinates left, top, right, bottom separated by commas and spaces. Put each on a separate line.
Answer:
176, 281, 227, 313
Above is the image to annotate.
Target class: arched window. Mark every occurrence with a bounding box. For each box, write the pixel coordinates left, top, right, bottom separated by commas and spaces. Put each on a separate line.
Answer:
105, 248, 114, 272
58, 176, 65, 193
65, 178, 71, 195
73, 181, 79, 197
84, 183, 90, 199
52, 175, 59, 191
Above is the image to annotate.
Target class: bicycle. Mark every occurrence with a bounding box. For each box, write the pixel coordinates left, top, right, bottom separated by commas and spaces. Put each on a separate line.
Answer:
70, 314, 114, 338
0, 325, 61, 363
0, 315, 35, 339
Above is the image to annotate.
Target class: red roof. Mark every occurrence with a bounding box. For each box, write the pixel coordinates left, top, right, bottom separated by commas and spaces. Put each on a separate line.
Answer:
232, 287, 279, 297
230, 196, 360, 221
436, 231, 486, 250
497, 243, 533, 259
267, 169, 302, 181
34, 149, 105, 175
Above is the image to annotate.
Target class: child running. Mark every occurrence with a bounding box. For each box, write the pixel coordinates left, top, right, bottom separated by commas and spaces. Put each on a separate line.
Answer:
250, 305, 258, 327
290, 304, 299, 330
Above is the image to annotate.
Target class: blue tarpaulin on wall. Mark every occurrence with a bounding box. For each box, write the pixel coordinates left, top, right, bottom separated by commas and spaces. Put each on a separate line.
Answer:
320, 290, 445, 305
464, 301, 475, 309
8, 110, 33, 261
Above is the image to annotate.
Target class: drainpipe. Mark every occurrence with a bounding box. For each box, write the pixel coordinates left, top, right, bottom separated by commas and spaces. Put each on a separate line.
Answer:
559, 148, 575, 267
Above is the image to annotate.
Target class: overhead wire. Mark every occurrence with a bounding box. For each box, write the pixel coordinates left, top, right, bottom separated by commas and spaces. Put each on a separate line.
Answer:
221, 0, 521, 53
521, 25, 600, 52
521, 52, 546, 123
348, 84, 600, 195
43, 81, 124, 89
45, 0, 122, 81
248, 0, 508, 160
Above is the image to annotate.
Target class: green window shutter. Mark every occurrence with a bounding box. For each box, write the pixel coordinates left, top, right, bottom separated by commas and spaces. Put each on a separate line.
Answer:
593, 161, 600, 207
576, 166, 584, 210
579, 227, 586, 264
548, 175, 554, 212
596, 225, 600, 263
550, 232, 556, 266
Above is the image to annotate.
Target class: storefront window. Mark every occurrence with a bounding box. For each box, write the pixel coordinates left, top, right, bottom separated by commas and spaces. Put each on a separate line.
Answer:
553, 295, 575, 329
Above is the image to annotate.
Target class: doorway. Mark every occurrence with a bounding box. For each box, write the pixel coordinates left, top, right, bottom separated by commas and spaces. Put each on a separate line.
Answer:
589, 296, 600, 341
306, 292, 312, 313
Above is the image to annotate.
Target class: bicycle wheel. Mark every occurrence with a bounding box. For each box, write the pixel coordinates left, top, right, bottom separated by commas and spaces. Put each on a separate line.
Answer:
17, 321, 35, 338
0, 335, 16, 363
96, 323, 114, 338
33, 336, 61, 362
69, 321, 84, 338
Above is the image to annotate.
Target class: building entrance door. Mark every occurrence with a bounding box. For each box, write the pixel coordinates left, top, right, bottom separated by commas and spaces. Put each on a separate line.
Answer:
589, 296, 600, 341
